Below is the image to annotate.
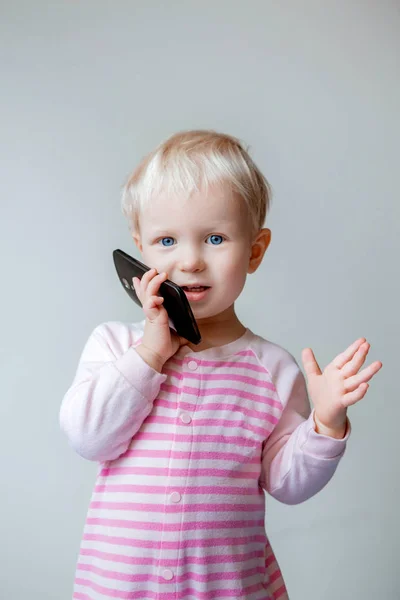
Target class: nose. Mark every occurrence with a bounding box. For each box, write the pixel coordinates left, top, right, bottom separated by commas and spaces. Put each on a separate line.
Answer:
178, 247, 206, 272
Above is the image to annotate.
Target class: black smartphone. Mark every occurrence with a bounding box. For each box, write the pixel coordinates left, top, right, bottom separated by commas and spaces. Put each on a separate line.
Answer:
113, 249, 202, 345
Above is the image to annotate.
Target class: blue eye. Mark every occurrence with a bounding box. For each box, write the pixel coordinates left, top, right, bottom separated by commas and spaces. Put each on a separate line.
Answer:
207, 234, 224, 245
159, 237, 175, 246
158, 235, 223, 246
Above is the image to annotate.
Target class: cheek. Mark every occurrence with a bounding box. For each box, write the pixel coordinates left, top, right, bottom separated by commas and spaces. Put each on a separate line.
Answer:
223, 248, 250, 274
141, 249, 167, 271
222, 256, 249, 290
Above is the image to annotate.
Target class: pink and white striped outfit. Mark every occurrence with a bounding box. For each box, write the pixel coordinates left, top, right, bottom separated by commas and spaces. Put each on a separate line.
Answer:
60, 320, 350, 600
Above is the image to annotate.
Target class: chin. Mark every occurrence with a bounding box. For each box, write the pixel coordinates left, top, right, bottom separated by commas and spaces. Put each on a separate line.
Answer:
191, 306, 215, 319
192, 303, 231, 321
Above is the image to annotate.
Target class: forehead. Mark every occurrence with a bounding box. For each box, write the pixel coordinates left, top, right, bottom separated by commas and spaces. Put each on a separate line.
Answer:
140, 185, 250, 232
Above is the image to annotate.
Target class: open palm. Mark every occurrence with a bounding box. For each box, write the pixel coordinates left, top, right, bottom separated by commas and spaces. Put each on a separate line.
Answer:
301, 338, 382, 434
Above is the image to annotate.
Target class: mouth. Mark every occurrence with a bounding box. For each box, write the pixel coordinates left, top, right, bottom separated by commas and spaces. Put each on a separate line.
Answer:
181, 285, 211, 301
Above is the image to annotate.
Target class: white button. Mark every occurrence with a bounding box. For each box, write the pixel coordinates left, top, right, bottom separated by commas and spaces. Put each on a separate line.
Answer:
187, 360, 198, 370
162, 569, 174, 580
170, 491, 181, 503
180, 413, 192, 424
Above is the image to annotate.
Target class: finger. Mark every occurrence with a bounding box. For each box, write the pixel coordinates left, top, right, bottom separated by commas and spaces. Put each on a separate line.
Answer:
139, 268, 157, 288
344, 360, 383, 392
147, 271, 168, 296
139, 269, 160, 300
143, 268, 157, 279
301, 348, 322, 378
332, 338, 366, 369
136, 270, 155, 299
341, 342, 369, 377
147, 295, 164, 309
343, 383, 369, 407
143, 296, 165, 321
144, 269, 158, 285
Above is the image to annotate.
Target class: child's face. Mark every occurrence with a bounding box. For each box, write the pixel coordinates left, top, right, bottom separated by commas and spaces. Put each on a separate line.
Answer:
133, 184, 265, 322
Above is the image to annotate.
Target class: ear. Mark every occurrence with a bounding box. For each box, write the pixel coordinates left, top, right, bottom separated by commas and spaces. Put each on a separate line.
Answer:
248, 228, 271, 274
132, 233, 143, 253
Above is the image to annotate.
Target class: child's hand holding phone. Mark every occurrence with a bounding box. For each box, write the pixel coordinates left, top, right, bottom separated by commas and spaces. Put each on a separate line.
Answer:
132, 268, 190, 372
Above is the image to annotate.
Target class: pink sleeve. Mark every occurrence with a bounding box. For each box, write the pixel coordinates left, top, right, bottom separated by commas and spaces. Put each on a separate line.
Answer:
59, 321, 167, 462
258, 345, 350, 504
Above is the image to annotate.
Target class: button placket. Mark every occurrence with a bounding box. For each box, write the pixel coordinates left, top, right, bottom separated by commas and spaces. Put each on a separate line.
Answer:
179, 357, 198, 425
159, 356, 200, 589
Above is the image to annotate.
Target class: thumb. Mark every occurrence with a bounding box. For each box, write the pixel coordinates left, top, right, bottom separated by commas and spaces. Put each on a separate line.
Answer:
301, 347, 322, 380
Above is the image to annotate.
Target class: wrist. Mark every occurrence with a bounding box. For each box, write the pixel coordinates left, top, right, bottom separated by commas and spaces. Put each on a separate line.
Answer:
135, 344, 165, 373
313, 412, 347, 439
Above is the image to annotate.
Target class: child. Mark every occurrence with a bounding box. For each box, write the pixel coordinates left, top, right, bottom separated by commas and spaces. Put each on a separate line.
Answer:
60, 130, 382, 600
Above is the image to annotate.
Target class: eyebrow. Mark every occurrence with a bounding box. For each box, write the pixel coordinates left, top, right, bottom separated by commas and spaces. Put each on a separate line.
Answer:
149, 221, 234, 235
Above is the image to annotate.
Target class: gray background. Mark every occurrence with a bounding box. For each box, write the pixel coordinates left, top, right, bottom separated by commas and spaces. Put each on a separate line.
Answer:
1, 1, 398, 599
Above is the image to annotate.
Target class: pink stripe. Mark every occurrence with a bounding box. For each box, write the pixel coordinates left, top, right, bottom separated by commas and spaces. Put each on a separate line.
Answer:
94, 484, 260, 496
89, 501, 263, 513
269, 568, 282, 583
77, 561, 265, 583
75, 578, 133, 599
74, 594, 93, 600
171, 583, 267, 599
75, 577, 267, 599
265, 554, 276, 567
154, 398, 280, 421
83, 532, 267, 549
80, 546, 264, 566
86, 517, 265, 531
120, 449, 259, 463
132, 431, 259, 447
273, 585, 288, 599
100, 466, 259, 479
145, 414, 276, 433
155, 395, 281, 416
78, 562, 146, 583
171, 357, 269, 374
164, 368, 275, 391
160, 383, 278, 406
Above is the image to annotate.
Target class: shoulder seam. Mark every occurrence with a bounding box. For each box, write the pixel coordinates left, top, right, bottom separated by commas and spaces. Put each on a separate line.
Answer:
246, 343, 284, 411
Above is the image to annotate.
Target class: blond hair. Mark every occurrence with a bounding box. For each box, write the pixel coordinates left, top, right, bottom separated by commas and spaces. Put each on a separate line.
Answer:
121, 129, 272, 236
